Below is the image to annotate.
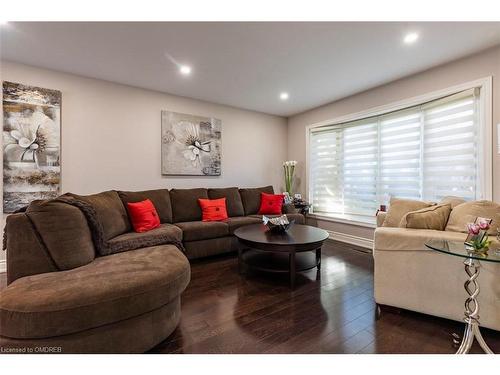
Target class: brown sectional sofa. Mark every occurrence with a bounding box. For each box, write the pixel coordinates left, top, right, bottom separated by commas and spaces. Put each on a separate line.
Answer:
0, 185, 304, 353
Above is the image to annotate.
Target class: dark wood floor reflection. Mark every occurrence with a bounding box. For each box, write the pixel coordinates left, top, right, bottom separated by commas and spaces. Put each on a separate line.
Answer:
1, 241, 498, 354
149, 241, 500, 354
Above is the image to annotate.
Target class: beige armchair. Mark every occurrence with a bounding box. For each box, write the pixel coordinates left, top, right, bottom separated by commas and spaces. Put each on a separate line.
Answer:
373, 211, 500, 331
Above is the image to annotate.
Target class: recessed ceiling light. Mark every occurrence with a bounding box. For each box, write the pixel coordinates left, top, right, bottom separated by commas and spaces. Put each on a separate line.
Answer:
404, 32, 419, 44
280, 92, 289, 101
179, 65, 192, 76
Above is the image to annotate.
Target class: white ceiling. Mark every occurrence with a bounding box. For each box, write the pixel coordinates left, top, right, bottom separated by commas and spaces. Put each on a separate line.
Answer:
1, 22, 500, 117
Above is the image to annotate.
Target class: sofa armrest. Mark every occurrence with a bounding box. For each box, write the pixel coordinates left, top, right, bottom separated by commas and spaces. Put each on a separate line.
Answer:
282, 203, 298, 215
376, 211, 387, 227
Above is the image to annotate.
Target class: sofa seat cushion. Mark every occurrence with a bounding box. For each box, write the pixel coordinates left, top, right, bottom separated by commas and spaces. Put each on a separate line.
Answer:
0, 245, 190, 339
107, 224, 183, 253
174, 221, 229, 242
249, 213, 305, 225
226, 216, 262, 234
374, 227, 467, 252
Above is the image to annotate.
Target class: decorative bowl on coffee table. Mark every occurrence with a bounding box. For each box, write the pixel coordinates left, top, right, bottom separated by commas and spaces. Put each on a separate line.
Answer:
263, 214, 294, 233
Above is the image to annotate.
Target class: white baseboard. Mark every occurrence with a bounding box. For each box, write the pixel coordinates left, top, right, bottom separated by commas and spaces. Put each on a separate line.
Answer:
326, 230, 374, 251
0, 259, 5, 273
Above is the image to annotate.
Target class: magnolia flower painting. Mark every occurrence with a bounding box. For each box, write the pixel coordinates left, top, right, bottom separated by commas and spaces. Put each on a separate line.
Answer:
2, 82, 61, 212
161, 111, 221, 176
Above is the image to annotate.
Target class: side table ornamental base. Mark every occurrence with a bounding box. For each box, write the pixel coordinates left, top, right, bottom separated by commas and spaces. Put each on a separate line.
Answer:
456, 256, 493, 354
425, 239, 499, 354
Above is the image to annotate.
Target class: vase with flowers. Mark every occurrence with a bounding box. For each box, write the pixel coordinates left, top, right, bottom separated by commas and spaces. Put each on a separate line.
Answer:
283, 160, 297, 195
465, 218, 492, 254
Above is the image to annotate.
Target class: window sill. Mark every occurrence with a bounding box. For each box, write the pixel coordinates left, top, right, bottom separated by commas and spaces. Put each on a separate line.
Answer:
307, 213, 377, 228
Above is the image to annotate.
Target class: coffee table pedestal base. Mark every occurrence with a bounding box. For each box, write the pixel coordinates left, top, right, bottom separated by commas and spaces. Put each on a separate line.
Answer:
238, 248, 321, 289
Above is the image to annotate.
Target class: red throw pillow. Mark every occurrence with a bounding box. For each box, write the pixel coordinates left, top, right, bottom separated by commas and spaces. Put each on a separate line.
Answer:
198, 198, 229, 222
258, 192, 284, 215
126, 199, 161, 233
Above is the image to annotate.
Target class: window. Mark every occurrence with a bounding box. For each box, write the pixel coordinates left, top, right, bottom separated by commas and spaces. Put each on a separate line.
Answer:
309, 87, 488, 218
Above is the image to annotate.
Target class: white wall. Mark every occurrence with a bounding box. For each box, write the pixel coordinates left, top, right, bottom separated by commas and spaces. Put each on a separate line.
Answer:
0, 61, 288, 267
288, 45, 500, 241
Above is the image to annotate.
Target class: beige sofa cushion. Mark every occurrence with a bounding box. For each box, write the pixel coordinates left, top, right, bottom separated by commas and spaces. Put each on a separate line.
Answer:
439, 196, 466, 209
382, 198, 434, 228
374, 227, 467, 252
445, 200, 500, 235
399, 204, 452, 231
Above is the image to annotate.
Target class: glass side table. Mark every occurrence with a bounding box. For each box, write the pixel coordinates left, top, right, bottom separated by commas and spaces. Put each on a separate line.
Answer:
425, 239, 500, 354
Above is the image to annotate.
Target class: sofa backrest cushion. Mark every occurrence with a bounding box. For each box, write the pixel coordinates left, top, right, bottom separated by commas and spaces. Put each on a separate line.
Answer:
118, 189, 173, 223
445, 200, 500, 235
239, 186, 274, 215
25, 200, 96, 270
68, 191, 131, 240
382, 197, 434, 228
170, 188, 208, 222
439, 196, 466, 209
208, 187, 245, 217
399, 204, 452, 231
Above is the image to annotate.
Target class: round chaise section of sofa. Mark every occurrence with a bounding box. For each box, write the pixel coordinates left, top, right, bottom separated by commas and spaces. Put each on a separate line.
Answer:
0, 244, 190, 353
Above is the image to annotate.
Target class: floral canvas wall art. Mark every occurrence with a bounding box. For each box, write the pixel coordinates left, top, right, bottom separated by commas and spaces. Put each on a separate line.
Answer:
2, 81, 61, 213
161, 111, 221, 176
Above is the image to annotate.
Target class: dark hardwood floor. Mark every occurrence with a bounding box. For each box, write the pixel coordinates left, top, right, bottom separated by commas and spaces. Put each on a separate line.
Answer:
1, 241, 498, 354
149, 241, 500, 354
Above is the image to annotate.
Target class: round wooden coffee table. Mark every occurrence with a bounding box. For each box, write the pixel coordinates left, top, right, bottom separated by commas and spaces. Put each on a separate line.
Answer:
234, 224, 329, 289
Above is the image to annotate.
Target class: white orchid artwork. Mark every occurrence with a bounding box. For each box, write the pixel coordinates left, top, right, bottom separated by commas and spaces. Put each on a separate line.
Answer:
2, 82, 61, 212
174, 120, 211, 166
161, 111, 221, 176
4, 107, 58, 164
